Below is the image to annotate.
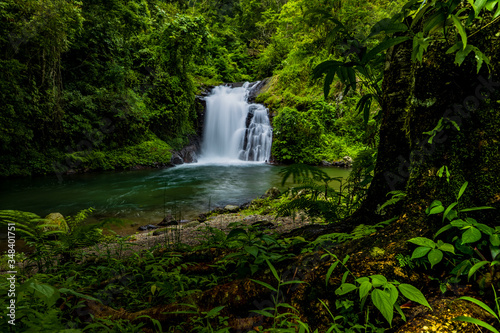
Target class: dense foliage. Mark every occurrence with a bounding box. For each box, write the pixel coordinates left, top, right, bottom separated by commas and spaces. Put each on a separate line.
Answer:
1, 0, 500, 331
0, 0, 406, 176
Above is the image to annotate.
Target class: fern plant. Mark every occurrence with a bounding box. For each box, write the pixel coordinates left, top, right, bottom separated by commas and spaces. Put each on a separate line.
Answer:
277, 164, 359, 222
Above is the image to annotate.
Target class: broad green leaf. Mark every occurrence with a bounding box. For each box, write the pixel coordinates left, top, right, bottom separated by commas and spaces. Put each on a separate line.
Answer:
411, 246, 431, 259
336, 283, 357, 295
359, 281, 373, 300
473, 0, 488, 16
442, 202, 459, 223
371, 275, 388, 288
429, 205, 445, 215
455, 44, 474, 65
399, 284, 432, 310
385, 283, 399, 305
491, 246, 500, 261
250, 264, 259, 275
428, 249, 444, 268
437, 241, 455, 254
426, 200, 444, 215
342, 271, 349, 284
244, 245, 259, 257
446, 209, 458, 221
457, 181, 468, 200
491, 234, 500, 247
462, 227, 482, 244
485, 0, 499, 11
408, 237, 436, 248
446, 42, 463, 54
265, 259, 280, 282
371, 289, 394, 325
356, 276, 370, 284
451, 15, 467, 49
468, 260, 490, 279
32, 283, 60, 308
226, 228, 247, 239
325, 261, 339, 288
394, 303, 407, 322
453, 316, 499, 333
475, 222, 494, 235
450, 219, 469, 228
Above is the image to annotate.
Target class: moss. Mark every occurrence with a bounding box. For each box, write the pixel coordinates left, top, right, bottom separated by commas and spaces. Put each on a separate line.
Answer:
63, 134, 172, 172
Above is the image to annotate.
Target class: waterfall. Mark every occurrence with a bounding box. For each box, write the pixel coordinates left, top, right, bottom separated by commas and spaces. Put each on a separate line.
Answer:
200, 82, 272, 163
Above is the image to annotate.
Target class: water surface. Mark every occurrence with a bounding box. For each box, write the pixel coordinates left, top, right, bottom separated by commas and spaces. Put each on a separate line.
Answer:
0, 163, 350, 222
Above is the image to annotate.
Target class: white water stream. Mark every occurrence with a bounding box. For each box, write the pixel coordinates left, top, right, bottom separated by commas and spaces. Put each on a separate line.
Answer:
200, 82, 272, 163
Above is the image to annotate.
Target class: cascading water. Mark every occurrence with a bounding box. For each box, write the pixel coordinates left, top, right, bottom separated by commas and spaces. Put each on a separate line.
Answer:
200, 82, 272, 163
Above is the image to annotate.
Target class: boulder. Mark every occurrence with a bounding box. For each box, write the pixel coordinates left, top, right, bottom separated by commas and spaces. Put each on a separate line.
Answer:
343, 156, 353, 167
264, 187, 280, 199
171, 153, 184, 165
43, 213, 69, 233
180, 145, 199, 163
159, 214, 177, 226
224, 205, 240, 212
158, 220, 179, 227
320, 160, 332, 167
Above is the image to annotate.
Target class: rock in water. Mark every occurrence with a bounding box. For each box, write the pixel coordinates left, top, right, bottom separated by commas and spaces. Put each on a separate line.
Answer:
343, 156, 353, 167
138, 224, 159, 231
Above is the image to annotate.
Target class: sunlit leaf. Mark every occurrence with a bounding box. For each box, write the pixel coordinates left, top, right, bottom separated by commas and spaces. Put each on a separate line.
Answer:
371, 289, 394, 325
399, 284, 432, 310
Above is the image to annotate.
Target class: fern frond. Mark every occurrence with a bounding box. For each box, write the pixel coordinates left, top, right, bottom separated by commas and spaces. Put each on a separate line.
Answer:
0, 210, 45, 239
280, 164, 332, 185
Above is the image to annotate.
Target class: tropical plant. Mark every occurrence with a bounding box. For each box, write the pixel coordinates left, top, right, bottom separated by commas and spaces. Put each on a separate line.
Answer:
453, 286, 500, 333
249, 259, 308, 332
324, 252, 431, 326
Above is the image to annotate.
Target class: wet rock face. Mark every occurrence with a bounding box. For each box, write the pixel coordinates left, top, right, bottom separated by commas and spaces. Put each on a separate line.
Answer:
171, 153, 184, 165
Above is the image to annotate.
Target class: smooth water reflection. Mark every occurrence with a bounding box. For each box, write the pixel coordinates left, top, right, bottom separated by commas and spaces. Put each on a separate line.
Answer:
0, 163, 350, 222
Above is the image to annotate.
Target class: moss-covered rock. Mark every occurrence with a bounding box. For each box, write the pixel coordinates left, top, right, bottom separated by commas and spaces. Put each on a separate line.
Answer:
43, 213, 69, 233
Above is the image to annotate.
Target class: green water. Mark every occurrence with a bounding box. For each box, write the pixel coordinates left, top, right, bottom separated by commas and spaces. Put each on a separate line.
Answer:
0, 163, 350, 223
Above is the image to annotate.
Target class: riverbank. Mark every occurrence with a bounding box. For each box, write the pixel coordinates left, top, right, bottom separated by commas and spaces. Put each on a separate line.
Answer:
89, 211, 314, 259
